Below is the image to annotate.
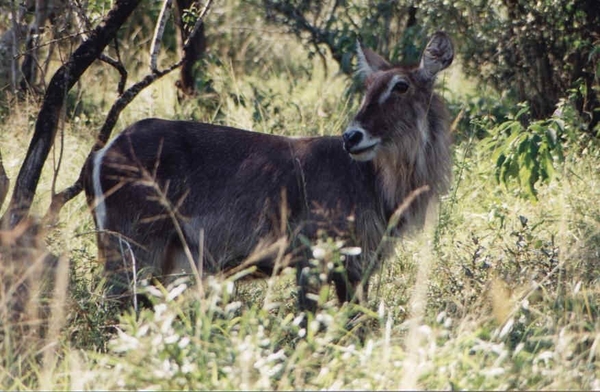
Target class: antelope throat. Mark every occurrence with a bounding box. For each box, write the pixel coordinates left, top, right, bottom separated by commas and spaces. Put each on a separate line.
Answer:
348, 143, 378, 161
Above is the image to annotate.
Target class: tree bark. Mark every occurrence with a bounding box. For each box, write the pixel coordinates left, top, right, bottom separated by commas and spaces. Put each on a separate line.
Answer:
0, 149, 9, 209
174, 0, 206, 96
19, 0, 53, 93
578, 0, 600, 133
1, 0, 142, 229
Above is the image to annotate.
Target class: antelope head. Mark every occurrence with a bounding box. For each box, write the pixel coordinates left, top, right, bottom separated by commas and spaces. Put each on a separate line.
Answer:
342, 32, 454, 162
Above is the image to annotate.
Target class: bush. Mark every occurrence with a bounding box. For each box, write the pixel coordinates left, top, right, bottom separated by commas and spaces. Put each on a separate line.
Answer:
421, 0, 599, 130
257, 0, 600, 134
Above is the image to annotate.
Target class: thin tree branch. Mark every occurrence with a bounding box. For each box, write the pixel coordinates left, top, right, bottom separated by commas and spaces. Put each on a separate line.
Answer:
49, 102, 66, 206
19, 0, 51, 93
99, 62, 183, 149
99, 54, 128, 94
150, 0, 173, 72
13, 30, 95, 59
45, 63, 182, 225
74, 2, 128, 95
113, 37, 125, 90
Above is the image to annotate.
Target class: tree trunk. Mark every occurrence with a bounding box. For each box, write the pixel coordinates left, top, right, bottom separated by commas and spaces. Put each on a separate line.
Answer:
579, 0, 600, 133
174, 0, 207, 97
19, 0, 53, 93
1, 0, 142, 229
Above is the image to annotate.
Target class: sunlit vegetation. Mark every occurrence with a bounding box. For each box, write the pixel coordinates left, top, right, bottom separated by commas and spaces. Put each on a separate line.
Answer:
0, 0, 598, 389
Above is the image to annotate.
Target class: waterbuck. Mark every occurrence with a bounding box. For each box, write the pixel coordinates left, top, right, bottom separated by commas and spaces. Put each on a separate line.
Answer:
84, 32, 454, 312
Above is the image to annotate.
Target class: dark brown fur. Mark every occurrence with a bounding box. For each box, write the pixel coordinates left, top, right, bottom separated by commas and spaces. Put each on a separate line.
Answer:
84, 32, 454, 311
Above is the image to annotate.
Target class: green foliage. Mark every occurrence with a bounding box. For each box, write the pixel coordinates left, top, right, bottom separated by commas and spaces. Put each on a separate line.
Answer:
180, 2, 203, 33
2, 1, 600, 389
448, 89, 514, 142
260, 0, 426, 74
257, 0, 600, 133
420, 0, 599, 127
86, 0, 115, 23
481, 100, 593, 200
486, 104, 565, 199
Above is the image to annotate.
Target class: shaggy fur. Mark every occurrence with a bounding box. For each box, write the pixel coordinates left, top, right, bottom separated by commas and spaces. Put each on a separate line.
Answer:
83, 32, 454, 311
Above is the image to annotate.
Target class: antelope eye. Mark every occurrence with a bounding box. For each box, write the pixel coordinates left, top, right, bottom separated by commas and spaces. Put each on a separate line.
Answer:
392, 80, 409, 94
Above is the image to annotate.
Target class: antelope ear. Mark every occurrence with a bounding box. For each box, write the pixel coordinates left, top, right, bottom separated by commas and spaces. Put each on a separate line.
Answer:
419, 31, 454, 79
356, 40, 391, 78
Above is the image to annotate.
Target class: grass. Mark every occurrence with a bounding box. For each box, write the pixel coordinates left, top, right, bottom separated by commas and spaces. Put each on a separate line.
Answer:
1, 9, 599, 390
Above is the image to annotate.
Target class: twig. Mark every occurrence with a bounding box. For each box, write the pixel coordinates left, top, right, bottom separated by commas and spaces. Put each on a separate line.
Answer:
49, 99, 67, 203
13, 30, 94, 59
99, 54, 128, 94
114, 36, 124, 78
41, 24, 58, 89
324, 0, 341, 30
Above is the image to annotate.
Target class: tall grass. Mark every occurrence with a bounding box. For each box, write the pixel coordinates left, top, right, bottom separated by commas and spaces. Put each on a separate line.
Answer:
0, 10, 599, 390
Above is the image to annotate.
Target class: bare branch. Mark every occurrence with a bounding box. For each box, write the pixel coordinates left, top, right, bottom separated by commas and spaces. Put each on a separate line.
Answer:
150, 0, 173, 72
45, 62, 182, 225
99, 54, 128, 94
41, 26, 58, 88
72, 0, 92, 39
114, 36, 124, 72
9, 0, 21, 94
324, 0, 341, 30
19, 0, 53, 93
72, 0, 128, 95
1, 0, 143, 229
49, 102, 66, 204
98, 61, 183, 148
46, 0, 214, 222
13, 30, 94, 59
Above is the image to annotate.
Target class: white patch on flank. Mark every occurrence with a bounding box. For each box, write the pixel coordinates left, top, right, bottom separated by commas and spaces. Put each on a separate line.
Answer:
92, 135, 120, 231
378, 75, 403, 105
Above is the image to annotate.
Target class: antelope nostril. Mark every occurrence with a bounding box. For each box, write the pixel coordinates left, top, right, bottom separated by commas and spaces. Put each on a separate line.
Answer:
343, 129, 363, 146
